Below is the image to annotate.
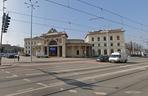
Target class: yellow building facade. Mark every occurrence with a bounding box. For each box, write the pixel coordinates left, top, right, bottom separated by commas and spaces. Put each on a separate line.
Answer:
85, 28, 125, 56
24, 29, 92, 58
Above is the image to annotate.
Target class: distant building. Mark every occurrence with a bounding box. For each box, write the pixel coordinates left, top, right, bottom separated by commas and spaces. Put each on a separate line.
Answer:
0, 44, 23, 54
24, 28, 92, 58
85, 28, 126, 56
24, 28, 126, 57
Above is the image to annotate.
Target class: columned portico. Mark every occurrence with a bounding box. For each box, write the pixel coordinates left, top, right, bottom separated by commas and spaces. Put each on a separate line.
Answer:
24, 28, 92, 58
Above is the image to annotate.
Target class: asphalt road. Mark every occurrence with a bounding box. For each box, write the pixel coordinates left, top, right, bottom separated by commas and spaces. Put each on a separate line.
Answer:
0, 57, 148, 96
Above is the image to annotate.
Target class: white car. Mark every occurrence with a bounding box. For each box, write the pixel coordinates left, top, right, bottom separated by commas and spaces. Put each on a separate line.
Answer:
109, 52, 128, 63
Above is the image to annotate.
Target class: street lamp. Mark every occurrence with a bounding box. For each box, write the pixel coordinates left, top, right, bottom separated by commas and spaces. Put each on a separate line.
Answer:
24, 0, 39, 62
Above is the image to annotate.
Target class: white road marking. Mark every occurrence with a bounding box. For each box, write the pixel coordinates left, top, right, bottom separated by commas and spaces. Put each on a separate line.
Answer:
58, 64, 137, 78
6, 75, 18, 78
5, 65, 148, 96
79, 65, 148, 81
16, 88, 34, 93
5, 71, 10, 74
119, 65, 133, 68
25, 73, 45, 76
69, 90, 77, 93
36, 83, 48, 87
23, 79, 31, 82
94, 91, 107, 95
60, 88, 64, 91
125, 90, 141, 94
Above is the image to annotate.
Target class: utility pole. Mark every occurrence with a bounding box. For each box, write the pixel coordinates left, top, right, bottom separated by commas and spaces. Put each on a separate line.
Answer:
24, 0, 39, 62
0, 0, 6, 65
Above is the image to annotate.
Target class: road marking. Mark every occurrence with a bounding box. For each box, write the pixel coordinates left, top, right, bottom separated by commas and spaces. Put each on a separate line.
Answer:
52, 65, 113, 73
23, 79, 31, 82
125, 90, 141, 94
69, 90, 77, 93
16, 88, 34, 93
6, 75, 18, 78
94, 92, 107, 95
25, 73, 45, 76
119, 65, 133, 68
60, 88, 64, 91
36, 83, 48, 87
58, 64, 137, 78
79, 65, 148, 81
1, 69, 4, 71
5, 65, 148, 96
5, 71, 10, 73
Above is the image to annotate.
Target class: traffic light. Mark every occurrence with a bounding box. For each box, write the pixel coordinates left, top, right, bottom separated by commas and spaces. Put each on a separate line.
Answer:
1, 13, 11, 33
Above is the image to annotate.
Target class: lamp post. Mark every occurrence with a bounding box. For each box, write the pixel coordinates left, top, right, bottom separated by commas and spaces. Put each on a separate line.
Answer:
24, 0, 39, 62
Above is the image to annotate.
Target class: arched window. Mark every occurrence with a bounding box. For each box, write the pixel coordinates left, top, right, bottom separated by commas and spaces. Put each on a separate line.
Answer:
117, 49, 121, 52
111, 49, 114, 54
98, 49, 101, 55
49, 40, 57, 45
104, 49, 107, 55
92, 37, 94, 41
76, 50, 79, 55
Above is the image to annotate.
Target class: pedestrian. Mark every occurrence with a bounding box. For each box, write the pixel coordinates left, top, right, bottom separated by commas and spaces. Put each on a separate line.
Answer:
17, 55, 20, 61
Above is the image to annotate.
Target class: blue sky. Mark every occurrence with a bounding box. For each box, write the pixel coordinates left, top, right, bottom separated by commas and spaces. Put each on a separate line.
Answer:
0, 0, 148, 47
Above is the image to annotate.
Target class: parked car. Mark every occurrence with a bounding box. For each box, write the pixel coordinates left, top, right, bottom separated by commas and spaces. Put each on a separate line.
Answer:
7, 54, 17, 58
109, 52, 128, 63
96, 55, 109, 62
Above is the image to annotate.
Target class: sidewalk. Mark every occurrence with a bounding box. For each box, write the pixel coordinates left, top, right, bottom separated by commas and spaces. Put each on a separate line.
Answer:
0, 56, 95, 68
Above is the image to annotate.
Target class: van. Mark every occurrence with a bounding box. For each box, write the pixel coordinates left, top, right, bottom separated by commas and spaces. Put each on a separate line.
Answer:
109, 52, 128, 63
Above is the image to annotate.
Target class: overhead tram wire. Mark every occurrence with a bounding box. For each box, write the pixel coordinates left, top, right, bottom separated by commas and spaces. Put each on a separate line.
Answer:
8, 10, 147, 33
0, 16, 87, 33
1, 16, 145, 43
44, 0, 148, 34
77, 0, 148, 27
0, 9, 98, 30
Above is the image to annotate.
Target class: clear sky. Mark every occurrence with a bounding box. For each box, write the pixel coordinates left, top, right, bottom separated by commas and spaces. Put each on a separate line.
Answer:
0, 0, 148, 48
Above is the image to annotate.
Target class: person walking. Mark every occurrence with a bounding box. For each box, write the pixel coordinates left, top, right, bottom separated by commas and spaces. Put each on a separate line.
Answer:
17, 55, 20, 61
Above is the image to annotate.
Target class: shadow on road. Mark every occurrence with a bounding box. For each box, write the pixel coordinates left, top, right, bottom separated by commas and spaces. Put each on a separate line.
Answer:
38, 69, 94, 90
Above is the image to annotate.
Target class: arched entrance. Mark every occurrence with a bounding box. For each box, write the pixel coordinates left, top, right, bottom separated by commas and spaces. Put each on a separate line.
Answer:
48, 40, 58, 56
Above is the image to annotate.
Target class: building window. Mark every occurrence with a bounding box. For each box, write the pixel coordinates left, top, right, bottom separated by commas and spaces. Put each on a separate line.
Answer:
104, 36, 106, 41
117, 43, 120, 46
110, 43, 113, 46
98, 43, 100, 47
111, 49, 114, 53
117, 49, 121, 52
104, 49, 107, 55
104, 43, 107, 46
98, 37, 100, 41
117, 36, 120, 40
44, 41, 46, 44
76, 50, 79, 55
92, 49, 95, 56
110, 36, 113, 40
92, 37, 94, 41
98, 49, 101, 55
92, 44, 94, 47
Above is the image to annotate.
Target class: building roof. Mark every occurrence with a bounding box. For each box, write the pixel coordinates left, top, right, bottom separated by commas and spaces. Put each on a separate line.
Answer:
85, 28, 125, 38
24, 28, 68, 40
66, 39, 84, 43
42, 32, 68, 38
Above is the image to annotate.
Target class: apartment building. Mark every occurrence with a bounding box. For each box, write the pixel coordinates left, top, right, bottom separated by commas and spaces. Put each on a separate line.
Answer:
85, 28, 125, 56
